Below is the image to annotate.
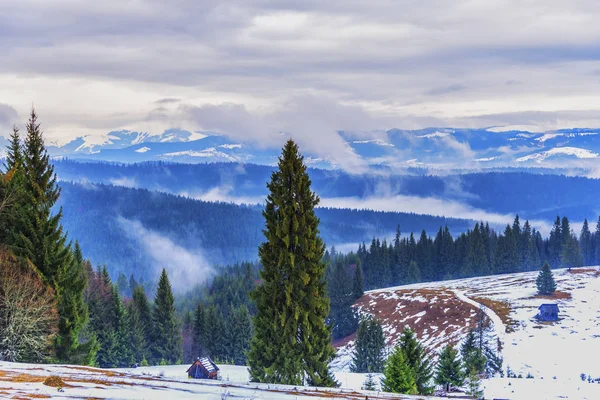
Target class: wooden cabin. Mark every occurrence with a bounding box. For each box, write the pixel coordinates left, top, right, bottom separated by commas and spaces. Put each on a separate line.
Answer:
536, 303, 559, 321
187, 357, 220, 380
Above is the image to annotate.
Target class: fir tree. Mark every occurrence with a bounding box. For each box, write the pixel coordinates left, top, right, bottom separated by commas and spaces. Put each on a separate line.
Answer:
152, 269, 182, 365
465, 368, 484, 399
351, 317, 386, 373
11, 110, 91, 363
247, 140, 336, 387
381, 345, 417, 394
362, 373, 377, 391
132, 285, 153, 355
5, 126, 23, 172
193, 303, 206, 358
461, 330, 487, 375
398, 327, 433, 395
580, 219, 592, 265
352, 258, 364, 299
126, 299, 147, 364
327, 259, 358, 339
536, 262, 556, 295
435, 345, 464, 392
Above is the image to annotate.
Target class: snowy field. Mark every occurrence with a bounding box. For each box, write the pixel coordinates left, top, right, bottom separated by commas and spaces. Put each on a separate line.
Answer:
335, 267, 600, 399
0, 361, 435, 399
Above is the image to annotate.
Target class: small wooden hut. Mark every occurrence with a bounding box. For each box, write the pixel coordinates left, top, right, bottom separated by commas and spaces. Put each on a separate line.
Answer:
187, 357, 220, 380
536, 303, 559, 321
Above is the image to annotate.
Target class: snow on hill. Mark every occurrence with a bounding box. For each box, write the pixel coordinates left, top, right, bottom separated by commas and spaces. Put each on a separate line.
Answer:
333, 267, 600, 399
516, 147, 599, 162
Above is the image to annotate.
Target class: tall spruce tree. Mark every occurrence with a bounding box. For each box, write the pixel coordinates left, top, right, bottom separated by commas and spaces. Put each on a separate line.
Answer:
536, 262, 556, 295
435, 345, 464, 392
398, 327, 433, 395
247, 140, 336, 387
10, 110, 91, 363
152, 269, 182, 364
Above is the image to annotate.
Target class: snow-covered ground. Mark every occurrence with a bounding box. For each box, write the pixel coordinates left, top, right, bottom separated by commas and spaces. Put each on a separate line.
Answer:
0, 361, 433, 399
335, 267, 600, 399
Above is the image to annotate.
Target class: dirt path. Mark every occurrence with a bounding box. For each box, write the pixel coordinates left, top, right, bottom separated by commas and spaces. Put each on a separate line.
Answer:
454, 290, 507, 345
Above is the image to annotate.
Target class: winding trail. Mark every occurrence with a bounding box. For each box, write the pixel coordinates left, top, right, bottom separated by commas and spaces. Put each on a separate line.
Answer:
453, 290, 507, 345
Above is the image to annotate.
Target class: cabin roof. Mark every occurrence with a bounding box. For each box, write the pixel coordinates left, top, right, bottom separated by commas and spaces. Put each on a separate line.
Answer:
538, 303, 559, 311
186, 357, 219, 374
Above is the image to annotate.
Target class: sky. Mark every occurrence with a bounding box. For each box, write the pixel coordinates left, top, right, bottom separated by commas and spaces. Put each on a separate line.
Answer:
2, 0, 600, 159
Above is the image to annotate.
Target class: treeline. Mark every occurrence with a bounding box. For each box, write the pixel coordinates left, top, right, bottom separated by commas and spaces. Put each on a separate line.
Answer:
354, 215, 592, 291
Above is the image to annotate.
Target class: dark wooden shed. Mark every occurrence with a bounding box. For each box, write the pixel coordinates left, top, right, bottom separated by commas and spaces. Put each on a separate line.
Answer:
187, 357, 220, 380
536, 303, 559, 321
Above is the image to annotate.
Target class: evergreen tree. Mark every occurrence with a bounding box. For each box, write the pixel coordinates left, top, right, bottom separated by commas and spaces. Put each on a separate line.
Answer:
397, 327, 433, 395
192, 303, 206, 358
465, 368, 484, 399
547, 217, 563, 268
351, 317, 386, 373
536, 262, 556, 295
381, 345, 417, 394
327, 259, 358, 339
152, 269, 182, 364
406, 260, 421, 284
5, 125, 24, 173
111, 286, 132, 367
11, 110, 90, 363
561, 232, 583, 268
580, 219, 592, 265
461, 330, 487, 375
247, 140, 336, 387
435, 345, 464, 392
362, 373, 378, 391
132, 285, 153, 355
352, 258, 364, 299
126, 299, 147, 364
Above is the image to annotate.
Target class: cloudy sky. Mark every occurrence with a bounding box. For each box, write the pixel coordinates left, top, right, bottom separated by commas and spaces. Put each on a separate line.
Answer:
2, 0, 600, 150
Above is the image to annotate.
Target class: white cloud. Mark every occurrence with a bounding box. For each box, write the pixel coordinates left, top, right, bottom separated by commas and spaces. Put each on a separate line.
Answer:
318, 194, 553, 234
117, 217, 214, 292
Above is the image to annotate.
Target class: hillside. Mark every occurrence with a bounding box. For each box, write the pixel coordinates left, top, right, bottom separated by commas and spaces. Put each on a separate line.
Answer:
333, 267, 600, 398
57, 181, 471, 281
54, 160, 600, 221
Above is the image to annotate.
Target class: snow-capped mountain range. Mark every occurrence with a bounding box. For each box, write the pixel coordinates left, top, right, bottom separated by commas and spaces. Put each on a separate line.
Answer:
33, 127, 600, 169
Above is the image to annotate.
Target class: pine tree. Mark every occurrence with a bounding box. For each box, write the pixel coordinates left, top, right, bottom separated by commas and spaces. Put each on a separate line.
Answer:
406, 260, 421, 284
580, 219, 592, 265
111, 286, 132, 367
55, 242, 95, 363
351, 317, 386, 373
132, 286, 153, 357
536, 262, 556, 295
5, 125, 24, 172
126, 299, 147, 364
352, 258, 364, 299
435, 345, 464, 392
362, 373, 377, 391
461, 330, 487, 375
152, 269, 182, 365
398, 327, 433, 395
327, 260, 358, 340
465, 368, 484, 399
247, 140, 336, 387
192, 303, 206, 358
381, 345, 417, 394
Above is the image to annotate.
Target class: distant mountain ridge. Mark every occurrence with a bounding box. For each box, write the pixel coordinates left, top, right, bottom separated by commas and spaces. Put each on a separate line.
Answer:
44, 127, 600, 170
